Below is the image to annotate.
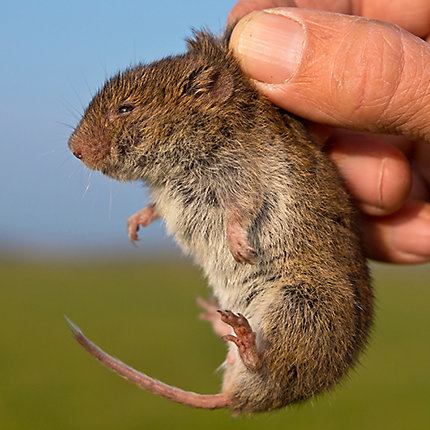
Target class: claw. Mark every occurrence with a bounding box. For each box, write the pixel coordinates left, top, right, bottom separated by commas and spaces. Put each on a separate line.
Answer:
127, 204, 159, 245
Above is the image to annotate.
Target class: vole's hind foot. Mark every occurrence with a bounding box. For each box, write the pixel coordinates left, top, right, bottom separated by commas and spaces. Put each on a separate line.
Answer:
196, 297, 232, 337
127, 203, 160, 245
218, 310, 263, 373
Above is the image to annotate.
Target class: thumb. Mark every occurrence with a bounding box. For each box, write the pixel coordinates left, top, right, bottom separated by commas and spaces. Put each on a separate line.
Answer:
229, 9, 430, 142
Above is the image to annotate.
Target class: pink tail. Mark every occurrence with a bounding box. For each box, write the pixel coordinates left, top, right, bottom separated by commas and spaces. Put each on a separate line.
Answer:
66, 318, 229, 410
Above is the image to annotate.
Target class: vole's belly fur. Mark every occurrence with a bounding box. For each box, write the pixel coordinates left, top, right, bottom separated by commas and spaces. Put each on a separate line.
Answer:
150, 143, 372, 413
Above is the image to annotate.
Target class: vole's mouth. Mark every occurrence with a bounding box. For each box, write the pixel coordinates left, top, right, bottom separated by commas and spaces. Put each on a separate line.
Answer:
100, 164, 138, 183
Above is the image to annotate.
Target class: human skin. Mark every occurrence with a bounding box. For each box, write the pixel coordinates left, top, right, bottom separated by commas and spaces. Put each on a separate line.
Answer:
228, 0, 430, 263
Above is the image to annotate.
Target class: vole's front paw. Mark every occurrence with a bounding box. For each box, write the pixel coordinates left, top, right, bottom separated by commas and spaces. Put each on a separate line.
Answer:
226, 212, 257, 264
229, 239, 258, 265
226, 230, 257, 265
127, 203, 159, 245
218, 310, 263, 373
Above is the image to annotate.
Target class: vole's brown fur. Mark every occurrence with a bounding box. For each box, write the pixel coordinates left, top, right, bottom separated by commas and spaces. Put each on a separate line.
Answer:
68, 30, 373, 414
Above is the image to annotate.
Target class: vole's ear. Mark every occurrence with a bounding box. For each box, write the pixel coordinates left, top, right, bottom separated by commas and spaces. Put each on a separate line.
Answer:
185, 65, 234, 108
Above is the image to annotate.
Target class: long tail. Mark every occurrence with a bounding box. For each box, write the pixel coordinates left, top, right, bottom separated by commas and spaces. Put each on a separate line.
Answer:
66, 317, 229, 410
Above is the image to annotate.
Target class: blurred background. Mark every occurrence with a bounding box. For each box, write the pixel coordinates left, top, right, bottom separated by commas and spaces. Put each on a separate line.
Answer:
1, 1, 429, 429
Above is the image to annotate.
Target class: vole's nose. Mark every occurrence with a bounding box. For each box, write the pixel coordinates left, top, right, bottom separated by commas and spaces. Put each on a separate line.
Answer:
72, 150, 83, 159
68, 134, 83, 160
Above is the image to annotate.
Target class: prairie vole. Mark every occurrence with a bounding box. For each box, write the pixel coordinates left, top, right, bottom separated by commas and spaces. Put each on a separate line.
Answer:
68, 29, 373, 413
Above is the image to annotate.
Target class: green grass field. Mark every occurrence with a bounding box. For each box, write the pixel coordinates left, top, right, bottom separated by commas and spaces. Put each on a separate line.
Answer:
0, 256, 429, 430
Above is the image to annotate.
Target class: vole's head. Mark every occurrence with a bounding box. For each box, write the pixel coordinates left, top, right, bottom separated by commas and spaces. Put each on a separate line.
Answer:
68, 30, 249, 184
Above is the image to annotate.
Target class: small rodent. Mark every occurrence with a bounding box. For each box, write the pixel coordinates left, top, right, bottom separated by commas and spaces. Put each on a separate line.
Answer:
68, 28, 373, 414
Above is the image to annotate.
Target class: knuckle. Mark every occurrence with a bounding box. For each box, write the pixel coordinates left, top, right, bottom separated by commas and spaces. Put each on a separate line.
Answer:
331, 19, 430, 140
334, 21, 406, 127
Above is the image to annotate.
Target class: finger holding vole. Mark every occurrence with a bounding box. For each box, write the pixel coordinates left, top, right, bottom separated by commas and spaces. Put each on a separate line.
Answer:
228, 9, 430, 142
228, 8, 430, 263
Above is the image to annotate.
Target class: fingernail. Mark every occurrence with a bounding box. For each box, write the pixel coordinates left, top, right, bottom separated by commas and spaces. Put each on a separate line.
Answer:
230, 10, 305, 84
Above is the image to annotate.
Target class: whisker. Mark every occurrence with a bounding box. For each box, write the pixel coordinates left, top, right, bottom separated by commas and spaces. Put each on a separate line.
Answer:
60, 91, 83, 121
82, 171, 93, 199
72, 78, 88, 115
58, 155, 73, 169
83, 75, 95, 100
56, 120, 76, 130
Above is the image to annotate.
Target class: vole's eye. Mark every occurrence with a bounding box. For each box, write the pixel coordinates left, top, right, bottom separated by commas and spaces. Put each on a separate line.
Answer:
117, 105, 134, 115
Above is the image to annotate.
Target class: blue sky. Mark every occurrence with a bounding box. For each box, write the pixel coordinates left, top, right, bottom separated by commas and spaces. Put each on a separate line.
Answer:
0, 0, 236, 257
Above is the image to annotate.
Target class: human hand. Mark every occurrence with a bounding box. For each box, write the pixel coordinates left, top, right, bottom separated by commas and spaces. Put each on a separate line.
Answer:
228, 0, 430, 263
